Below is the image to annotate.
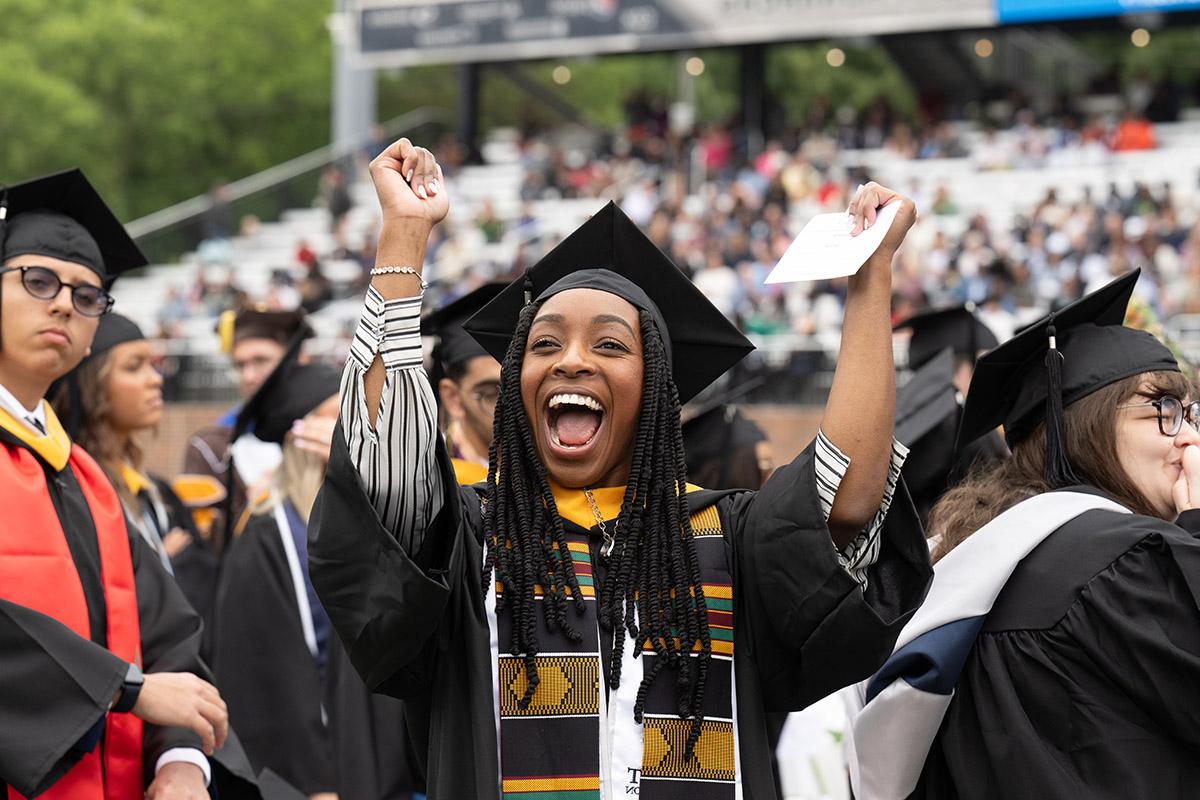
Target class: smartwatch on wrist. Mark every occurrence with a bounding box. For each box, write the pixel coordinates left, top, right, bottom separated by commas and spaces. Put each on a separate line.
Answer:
112, 662, 144, 713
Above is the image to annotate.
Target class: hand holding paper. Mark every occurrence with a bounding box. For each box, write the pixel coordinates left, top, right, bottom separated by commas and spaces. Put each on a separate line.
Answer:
766, 182, 917, 285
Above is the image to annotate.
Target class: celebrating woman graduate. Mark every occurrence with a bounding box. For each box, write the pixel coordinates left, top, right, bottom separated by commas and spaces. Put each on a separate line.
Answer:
0, 170, 258, 799
309, 140, 932, 800
848, 269, 1200, 799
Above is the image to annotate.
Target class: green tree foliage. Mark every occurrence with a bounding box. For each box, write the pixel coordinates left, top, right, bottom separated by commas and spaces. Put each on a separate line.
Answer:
2, 0, 920, 220
1078, 24, 1200, 88
0, 0, 332, 219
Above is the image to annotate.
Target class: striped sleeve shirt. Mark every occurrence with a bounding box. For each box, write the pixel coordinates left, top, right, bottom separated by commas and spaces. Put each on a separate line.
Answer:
342, 287, 907, 585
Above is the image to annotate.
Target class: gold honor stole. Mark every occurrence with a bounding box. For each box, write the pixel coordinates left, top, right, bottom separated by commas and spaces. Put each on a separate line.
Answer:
494, 495, 736, 800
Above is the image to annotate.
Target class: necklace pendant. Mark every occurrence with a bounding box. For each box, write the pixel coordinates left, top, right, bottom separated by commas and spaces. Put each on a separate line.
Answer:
600, 532, 616, 560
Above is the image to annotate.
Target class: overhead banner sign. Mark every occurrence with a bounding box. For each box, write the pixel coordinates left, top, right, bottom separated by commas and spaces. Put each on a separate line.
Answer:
996, 0, 1200, 22
349, 0, 993, 67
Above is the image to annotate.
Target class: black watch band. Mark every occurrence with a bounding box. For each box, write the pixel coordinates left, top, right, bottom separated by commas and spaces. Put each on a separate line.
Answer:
112, 662, 144, 714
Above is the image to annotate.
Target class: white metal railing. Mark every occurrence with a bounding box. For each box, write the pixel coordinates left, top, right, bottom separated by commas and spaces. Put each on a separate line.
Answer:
126, 107, 450, 240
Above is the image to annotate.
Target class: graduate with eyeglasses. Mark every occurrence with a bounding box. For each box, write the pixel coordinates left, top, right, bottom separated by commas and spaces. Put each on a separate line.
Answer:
848, 270, 1200, 799
180, 307, 312, 554
0, 170, 262, 799
308, 140, 932, 800
425, 282, 505, 487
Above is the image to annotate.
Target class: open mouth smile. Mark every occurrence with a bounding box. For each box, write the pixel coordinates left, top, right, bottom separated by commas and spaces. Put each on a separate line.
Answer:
545, 391, 606, 456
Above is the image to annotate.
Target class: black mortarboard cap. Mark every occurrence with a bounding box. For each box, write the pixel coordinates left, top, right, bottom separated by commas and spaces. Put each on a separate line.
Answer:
895, 347, 960, 448
232, 335, 340, 445
88, 312, 145, 360
894, 348, 962, 502
682, 405, 767, 459
0, 169, 148, 282
894, 305, 999, 370
681, 375, 767, 456
958, 269, 1179, 486
462, 201, 754, 403
426, 282, 506, 379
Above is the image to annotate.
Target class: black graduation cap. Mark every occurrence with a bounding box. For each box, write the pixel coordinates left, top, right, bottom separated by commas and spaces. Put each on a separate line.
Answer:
894, 347, 960, 448
462, 201, 754, 404
894, 348, 962, 503
681, 375, 767, 454
232, 333, 340, 445
958, 269, 1179, 486
0, 169, 148, 282
895, 305, 999, 370
425, 282, 506, 381
89, 312, 145, 360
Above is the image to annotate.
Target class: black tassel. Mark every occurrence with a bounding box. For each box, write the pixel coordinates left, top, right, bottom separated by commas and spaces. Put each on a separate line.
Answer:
1043, 322, 1080, 487
522, 271, 535, 306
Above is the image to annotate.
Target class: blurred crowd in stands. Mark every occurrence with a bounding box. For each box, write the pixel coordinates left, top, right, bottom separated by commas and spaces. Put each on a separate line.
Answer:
166, 86, 1200, 383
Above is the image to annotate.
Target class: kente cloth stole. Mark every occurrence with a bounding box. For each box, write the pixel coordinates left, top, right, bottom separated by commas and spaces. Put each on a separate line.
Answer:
494, 503, 737, 800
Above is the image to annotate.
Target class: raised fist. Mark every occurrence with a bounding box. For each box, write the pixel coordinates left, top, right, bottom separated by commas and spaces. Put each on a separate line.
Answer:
369, 137, 449, 225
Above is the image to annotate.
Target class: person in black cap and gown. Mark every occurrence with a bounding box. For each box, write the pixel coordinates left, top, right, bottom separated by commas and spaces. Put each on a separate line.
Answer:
211, 339, 344, 798
308, 140, 931, 799
847, 269, 1200, 799
50, 312, 217, 628
0, 169, 260, 799
425, 282, 505, 486
681, 379, 773, 492
893, 305, 1007, 525
180, 307, 310, 553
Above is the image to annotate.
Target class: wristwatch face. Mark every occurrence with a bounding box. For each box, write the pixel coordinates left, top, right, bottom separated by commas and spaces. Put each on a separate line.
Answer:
125, 661, 145, 685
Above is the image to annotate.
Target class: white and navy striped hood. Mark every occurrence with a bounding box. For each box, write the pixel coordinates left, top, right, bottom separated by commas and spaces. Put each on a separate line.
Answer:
843, 491, 1130, 800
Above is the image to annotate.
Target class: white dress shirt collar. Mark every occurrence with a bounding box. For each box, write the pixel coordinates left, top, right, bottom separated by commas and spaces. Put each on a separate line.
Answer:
0, 381, 47, 435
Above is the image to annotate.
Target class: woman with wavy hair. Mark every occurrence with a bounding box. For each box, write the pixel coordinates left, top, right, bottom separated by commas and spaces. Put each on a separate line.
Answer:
51, 313, 215, 618
848, 269, 1200, 799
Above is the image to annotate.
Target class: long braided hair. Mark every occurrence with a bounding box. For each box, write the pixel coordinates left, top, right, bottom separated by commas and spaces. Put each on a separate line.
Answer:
482, 297, 713, 752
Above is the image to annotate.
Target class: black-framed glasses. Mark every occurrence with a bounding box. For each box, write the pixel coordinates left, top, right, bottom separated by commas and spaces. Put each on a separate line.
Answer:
0, 266, 114, 317
469, 382, 500, 409
1119, 395, 1200, 437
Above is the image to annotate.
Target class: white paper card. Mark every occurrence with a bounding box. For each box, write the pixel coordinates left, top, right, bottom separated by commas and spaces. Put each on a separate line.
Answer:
765, 200, 902, 284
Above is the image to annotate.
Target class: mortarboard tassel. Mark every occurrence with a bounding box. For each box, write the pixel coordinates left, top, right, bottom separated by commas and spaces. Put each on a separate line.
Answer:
522, 272, 535, 306
1043, 321, 1081, 487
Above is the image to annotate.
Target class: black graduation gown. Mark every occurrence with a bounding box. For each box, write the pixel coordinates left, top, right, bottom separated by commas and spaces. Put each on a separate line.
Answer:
0, 429, 261, 798
213, 509, 336, 795
915, 489, 1200, 799
310, 424, 932, 800
325, 634, 424, 799
143, 474, 219, 637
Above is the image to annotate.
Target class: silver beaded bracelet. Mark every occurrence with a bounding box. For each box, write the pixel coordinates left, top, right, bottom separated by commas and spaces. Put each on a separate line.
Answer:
369, 265, 427, 289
